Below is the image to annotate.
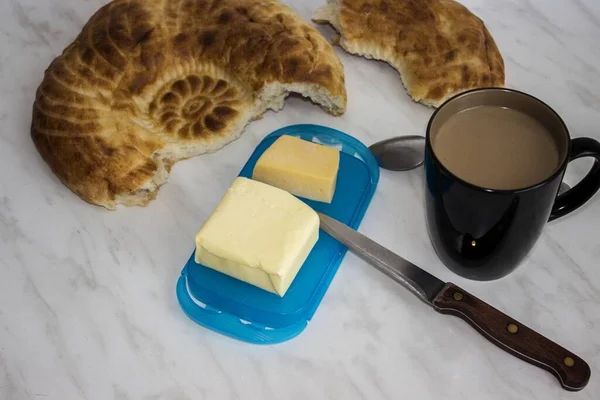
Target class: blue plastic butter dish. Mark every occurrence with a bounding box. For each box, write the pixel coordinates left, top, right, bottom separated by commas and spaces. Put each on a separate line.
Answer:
176, 124, 379, 344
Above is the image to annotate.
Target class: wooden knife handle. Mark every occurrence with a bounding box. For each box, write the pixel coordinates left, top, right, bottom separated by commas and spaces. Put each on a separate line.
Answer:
432, 283, 591, 391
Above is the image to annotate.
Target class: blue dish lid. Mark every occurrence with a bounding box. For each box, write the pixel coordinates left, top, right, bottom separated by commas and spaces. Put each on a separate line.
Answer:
176, 124, 379, 344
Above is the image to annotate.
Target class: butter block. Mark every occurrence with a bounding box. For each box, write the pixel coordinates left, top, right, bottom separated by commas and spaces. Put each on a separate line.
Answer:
194, 177, 319, 297
252, 135, 340, 203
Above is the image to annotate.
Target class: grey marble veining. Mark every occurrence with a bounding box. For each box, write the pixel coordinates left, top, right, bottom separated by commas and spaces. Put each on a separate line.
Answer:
1, 0, 600, 399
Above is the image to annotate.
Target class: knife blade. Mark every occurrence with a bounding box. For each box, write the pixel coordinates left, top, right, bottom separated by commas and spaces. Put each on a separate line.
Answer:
317, 212, 591, 392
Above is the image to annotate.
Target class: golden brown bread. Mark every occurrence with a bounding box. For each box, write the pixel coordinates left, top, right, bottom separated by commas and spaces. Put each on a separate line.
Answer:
32, 0, 346, 210
312, 0, 504, 107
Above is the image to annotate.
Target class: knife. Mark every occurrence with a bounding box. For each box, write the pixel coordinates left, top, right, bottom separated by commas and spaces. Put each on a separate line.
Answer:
318, 212, 590, 391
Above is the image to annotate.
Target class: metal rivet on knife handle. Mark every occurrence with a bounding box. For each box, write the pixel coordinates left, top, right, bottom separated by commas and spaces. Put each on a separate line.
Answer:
507, 323, 519, 334
453, 292, 464, 301
564, 357, 575, 367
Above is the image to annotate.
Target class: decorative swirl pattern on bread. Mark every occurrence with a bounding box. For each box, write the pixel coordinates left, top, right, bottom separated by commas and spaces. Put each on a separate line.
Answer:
31, 0, 346, 209
149, 75, 246, 139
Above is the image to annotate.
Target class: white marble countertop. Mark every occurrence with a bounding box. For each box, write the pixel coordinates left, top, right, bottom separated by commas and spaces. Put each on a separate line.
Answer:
1, 0, 600, 399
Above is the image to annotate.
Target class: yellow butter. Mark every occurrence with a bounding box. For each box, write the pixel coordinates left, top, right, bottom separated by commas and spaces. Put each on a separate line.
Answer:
252, 135, 340, 203
194, 177, 319, 297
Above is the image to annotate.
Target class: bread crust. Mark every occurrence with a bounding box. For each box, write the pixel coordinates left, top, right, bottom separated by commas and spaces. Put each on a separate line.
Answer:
32, 0, 346, 209
313, 0, 504, 107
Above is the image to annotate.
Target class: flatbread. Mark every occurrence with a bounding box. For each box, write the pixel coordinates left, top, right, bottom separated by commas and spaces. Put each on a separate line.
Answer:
313, 0, 504, 107
32, 0, 346, 209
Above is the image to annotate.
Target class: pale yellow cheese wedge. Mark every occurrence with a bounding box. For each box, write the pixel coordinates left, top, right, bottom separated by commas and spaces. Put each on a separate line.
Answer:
194, 177, 319, 297
252, 135, 340, 203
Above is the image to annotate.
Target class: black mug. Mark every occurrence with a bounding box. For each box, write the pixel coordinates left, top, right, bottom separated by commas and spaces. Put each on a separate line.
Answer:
425, 88, 600, 280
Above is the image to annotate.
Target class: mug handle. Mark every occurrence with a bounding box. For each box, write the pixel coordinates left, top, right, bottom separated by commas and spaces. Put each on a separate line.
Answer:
550, 137, 600, 221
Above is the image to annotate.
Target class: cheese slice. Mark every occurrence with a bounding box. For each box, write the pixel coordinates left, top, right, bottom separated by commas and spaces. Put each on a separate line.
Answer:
252, 135, 340, 203
194, 177, 319, 297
